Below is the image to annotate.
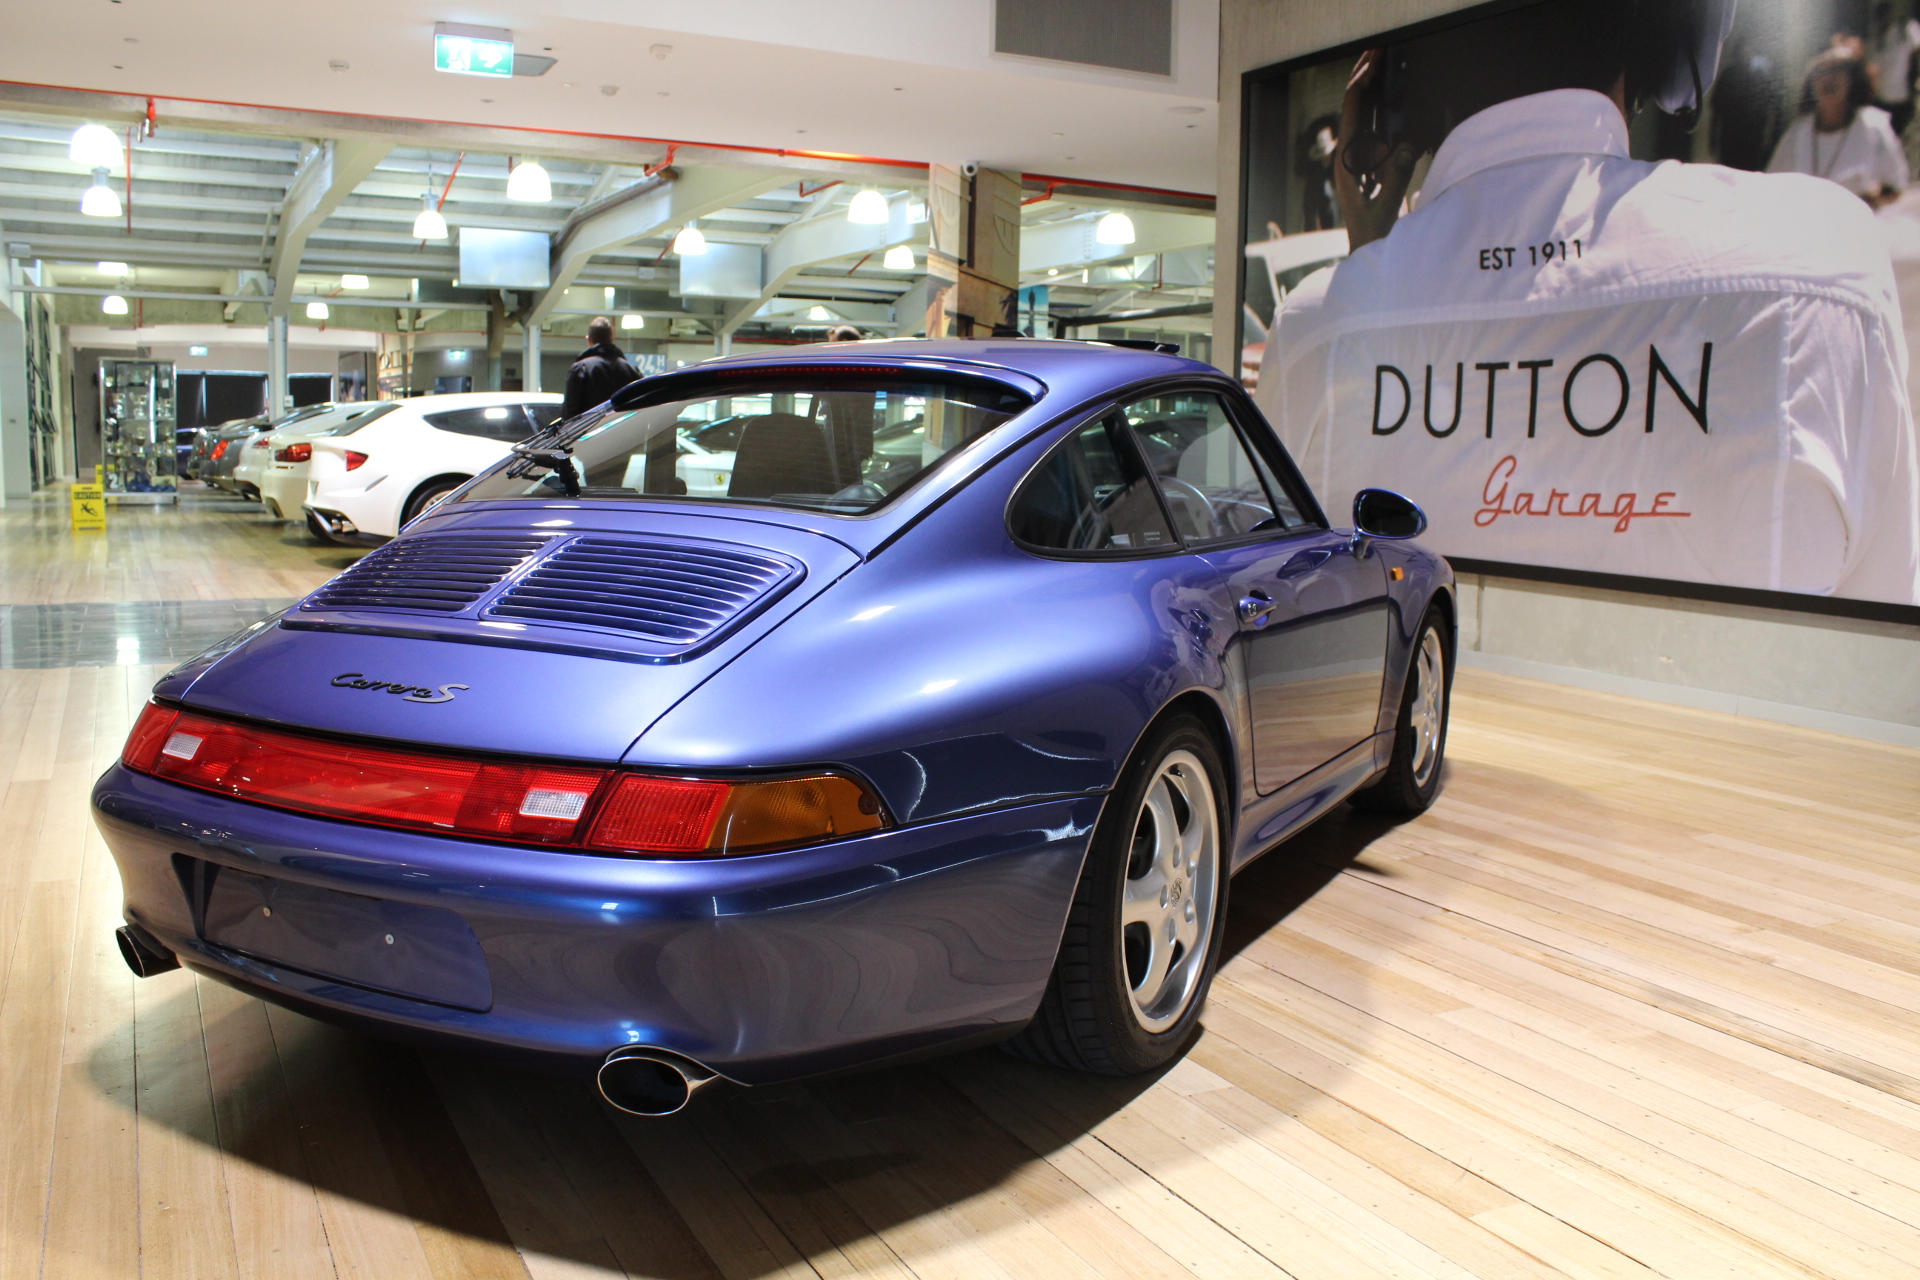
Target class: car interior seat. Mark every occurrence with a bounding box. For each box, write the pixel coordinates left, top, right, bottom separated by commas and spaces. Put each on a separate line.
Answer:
728, 413, 837, 499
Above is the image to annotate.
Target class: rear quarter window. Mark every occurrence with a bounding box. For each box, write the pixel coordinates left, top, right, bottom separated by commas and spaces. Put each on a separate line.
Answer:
424, 405, 536, 441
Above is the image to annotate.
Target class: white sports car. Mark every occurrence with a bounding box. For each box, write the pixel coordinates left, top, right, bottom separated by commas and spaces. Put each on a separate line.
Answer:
247, 403, 401, 520
304, 391, 564, 542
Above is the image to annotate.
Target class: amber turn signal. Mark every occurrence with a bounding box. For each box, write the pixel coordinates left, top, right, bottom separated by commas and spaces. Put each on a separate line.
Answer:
587, 772, 885, 856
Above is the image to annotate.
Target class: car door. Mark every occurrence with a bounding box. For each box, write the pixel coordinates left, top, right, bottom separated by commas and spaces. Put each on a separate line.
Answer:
1119, 389, 1390, 795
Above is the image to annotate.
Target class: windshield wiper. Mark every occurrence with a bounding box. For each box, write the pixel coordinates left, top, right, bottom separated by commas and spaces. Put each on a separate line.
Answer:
508, 443, 581, 497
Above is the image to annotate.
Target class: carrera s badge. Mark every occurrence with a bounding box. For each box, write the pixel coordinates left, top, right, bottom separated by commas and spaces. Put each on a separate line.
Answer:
331, 673, 468, 704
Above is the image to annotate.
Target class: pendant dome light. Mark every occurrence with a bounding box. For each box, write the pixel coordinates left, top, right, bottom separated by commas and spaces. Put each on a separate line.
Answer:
846, 188, 889, 224
100, 294, 129, 315
672, 224, 707, 256
620, 314, 644, 330
883, 244, 915, 271
96, 261, 129, 276
506, 158, 552, 203
69, 123, 121, 169
413, 193, 448, 240
340, 274, 370, 290
80, 169, 121, 218
306, 301, 330, 320
1094, 212, 1136, 246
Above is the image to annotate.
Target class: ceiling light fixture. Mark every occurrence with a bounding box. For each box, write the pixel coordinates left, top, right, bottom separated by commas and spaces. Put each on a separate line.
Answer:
80, 169, 121, 218
1095, 212, 1136, 246
413, 193, 448, 240
97, 261, 129, 275
672, 224, 706, 255
306, 301, 330, 320
620, 314, 643, 330
340, 274, 370, 290
506, 158, 552, 203
807, 305, 831, 321
846, 188, 889, 224
69, 123, 121, 169
101, 294, 129, 315
883, 244, 915, 271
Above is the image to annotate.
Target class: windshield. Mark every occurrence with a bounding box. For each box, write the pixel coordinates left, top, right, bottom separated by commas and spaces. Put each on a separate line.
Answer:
457, 376, 1030, 515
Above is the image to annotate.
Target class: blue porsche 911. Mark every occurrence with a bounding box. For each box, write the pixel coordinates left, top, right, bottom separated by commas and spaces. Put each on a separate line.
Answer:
94, 338, 1454, 1115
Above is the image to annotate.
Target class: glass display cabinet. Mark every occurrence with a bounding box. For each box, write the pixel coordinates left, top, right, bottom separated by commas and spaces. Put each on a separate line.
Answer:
99, 358, 178, 502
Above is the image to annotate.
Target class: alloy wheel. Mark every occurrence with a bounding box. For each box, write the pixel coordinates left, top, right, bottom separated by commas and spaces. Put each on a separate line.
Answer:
1120, 750, 1220, 1033
1410, 627, 1447, 787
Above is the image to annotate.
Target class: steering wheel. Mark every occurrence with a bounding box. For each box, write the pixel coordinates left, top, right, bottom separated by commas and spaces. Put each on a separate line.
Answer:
1157, 476, 1218, 538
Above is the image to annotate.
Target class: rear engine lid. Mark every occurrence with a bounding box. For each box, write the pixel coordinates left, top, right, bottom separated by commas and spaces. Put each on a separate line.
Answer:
168, 515, 857, 762
293, 528, 804, 662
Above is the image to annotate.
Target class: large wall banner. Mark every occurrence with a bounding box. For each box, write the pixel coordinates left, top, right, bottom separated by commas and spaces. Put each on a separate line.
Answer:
1242, 0, 1920, 607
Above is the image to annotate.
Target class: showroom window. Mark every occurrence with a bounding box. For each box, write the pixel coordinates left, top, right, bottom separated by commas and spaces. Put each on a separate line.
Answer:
1118, 391, 1309, 543
1009, 415, 1178, 553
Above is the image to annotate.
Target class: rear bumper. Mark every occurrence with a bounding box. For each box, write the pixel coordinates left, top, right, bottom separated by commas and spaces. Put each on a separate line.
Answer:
301, 504, 386, 546
92, 763, 1098, 1084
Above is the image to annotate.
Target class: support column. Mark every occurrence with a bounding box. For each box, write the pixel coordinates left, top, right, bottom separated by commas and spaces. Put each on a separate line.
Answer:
957, 167, 1022, 337
265, 314, 290, 418
485, 293, 506, 392
923, 166, 1021, 338
0, 300, 29, 498
523, 322, 542, 393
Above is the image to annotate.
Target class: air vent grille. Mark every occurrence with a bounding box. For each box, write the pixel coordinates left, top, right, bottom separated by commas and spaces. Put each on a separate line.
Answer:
485, 537, 796, 645
304, 535, 550, 614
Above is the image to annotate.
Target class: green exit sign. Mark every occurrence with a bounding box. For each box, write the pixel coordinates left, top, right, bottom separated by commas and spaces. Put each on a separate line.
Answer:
433, 23, 514, 77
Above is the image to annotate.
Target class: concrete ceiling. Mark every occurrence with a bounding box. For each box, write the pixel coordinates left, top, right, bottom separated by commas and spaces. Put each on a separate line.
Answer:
2, 0, 1220, 193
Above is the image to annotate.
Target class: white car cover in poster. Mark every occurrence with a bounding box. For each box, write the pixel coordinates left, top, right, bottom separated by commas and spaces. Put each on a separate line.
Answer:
1247, 0, 1920, 607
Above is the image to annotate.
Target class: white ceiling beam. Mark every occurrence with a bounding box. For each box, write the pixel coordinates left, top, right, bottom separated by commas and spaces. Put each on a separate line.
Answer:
1018, 209, 1213, 274
0, 83, 928, 187
525, 165, 796, 327
267, 137, 391, 318
716, 194, 919, 337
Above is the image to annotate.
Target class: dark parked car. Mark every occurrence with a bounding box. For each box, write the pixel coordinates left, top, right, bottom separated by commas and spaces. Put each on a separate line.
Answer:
95, 339, 1454, 1116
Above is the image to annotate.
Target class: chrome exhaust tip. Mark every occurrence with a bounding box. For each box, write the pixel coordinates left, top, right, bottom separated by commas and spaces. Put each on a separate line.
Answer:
596, 1046, 719, 1117
115, 924, 180, 978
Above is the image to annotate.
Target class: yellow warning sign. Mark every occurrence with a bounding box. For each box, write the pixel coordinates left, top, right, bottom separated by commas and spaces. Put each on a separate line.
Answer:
71, 483, 106, 532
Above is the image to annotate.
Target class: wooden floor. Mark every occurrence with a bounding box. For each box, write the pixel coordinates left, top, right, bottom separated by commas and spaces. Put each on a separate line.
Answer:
5, 491, 1920, 1279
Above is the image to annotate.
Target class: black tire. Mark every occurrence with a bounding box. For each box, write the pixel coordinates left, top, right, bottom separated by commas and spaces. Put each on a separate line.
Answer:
1006, 713, 1230, 1075
1351, 604, 1453, 816
402, 477, 468, 527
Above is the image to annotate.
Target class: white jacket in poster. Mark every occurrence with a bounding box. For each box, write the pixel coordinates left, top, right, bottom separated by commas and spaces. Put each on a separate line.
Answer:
1256, 89, 1920, 606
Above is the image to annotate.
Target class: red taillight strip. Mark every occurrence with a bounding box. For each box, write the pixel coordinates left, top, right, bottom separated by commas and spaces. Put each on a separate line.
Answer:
118, 703, 887, 857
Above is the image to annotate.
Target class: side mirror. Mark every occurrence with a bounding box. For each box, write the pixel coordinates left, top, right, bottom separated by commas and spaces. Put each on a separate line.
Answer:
1352, 488, 1427, 545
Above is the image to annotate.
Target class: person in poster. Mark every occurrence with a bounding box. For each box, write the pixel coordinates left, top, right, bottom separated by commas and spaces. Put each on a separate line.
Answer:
1768, 42, 1908, 204
1254, 0, 1920, 606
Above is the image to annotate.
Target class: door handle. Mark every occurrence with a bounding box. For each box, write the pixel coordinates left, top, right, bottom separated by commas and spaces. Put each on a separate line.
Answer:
1237, 593, 1276, 628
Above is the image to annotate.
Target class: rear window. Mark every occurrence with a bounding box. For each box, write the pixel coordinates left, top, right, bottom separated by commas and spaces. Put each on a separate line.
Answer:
457, 376, 1031, 515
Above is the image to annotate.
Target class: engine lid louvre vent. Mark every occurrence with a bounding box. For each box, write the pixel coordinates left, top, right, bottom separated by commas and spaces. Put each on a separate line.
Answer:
484, 537, 798, 647
303, 535, 551, 614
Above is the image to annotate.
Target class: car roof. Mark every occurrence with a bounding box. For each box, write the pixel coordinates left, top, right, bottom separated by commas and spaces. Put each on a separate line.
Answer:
393, 391, 563, 410
686, 337, 1219, 402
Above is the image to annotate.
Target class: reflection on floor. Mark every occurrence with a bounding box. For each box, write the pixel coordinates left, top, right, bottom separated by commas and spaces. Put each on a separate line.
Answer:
5, 491, 1920, 1279
0, 598, 296, 669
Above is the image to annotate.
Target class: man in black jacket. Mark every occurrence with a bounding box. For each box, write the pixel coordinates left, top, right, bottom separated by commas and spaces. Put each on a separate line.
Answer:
560, 317, 641, 417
